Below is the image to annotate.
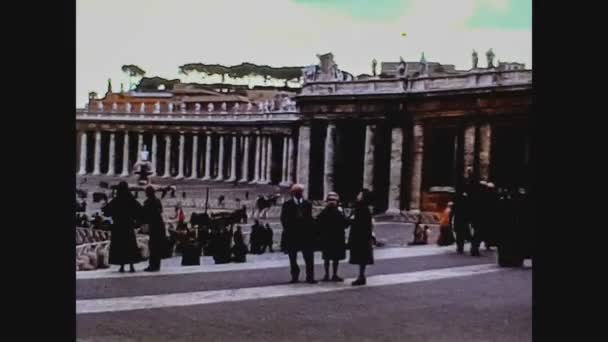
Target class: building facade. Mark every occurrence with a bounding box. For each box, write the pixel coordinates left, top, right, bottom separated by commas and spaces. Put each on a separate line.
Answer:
76, 55, 532, 214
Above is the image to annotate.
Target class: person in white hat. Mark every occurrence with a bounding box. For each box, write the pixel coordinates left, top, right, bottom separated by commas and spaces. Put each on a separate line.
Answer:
316, 191, 348, 282
280, 184, 317, 284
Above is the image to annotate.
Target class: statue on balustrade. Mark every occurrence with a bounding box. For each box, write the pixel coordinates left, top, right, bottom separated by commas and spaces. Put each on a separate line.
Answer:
472, 50, 479, 69
112, 102, 117, 111
97, 101, 103, 111
168, 103, 174, 113
233, 103, 240, 112
207, 103, 214, 112
154, 102, 160, 113
125, 102, 131, 113
486, 48, 495, 68
246, 102, 253, 112
420, 52, 428, 75
221, 102, 227, 112
140, 103, 146, 113
302, 65, 318, 83
180, 103, 187, 113
195, 103, 201, 112
372, 59, 377, 77
398, 56, 406, 77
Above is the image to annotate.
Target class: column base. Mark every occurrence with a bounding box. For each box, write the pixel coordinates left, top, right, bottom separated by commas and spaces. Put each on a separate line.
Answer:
385, 208, 403, 215
162, 174, 171, 178
106, 172, 115, 177
214, 177, 224, 182
92, 171, 101, 176
238, 178, 249, 183
249, 179, 259, 184
120, 172, 130, 177
201, 176, 211, 181
78, 170, 87, 176
175, 175, 184, 180
226, 177, 237, 182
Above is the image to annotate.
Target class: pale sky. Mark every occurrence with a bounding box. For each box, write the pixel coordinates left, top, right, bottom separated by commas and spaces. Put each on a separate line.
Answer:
76, 0, 531, 107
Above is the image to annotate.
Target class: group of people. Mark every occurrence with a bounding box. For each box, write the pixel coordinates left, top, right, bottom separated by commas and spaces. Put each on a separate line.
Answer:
249, 220, 274, 254
435, 174, 531, 258
280, 184, 374, 286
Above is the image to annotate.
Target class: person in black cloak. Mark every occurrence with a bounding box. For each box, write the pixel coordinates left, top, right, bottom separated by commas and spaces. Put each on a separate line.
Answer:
280, 184, 317, 284
142, 186, 167, 272
316, 191, 348, 282
102, 181, 143, 273
263, 223, 274, 253
483, 182, 499, 250
470, 180, 487, 256
249, 219, 264, 254
231, 226, 248, 263
348, 189, 374, 286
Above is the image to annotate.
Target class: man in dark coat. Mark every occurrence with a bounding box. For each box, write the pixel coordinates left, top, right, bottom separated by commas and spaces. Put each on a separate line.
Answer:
102, 181, 143, 273
249, 219, 264, 254
470, 181, 487, 256
142, 186, 167, 272
280, 184, 317, 284
263, 223, 274, 253
316, 192, 348, 282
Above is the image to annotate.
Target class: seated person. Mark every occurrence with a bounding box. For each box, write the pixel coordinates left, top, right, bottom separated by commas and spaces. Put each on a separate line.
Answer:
231, 226, 248, 263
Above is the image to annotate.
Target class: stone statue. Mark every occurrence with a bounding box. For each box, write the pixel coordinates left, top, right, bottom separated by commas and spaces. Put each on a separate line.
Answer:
258, 102, 264, 113
112, 102, 117, 111
486, 48, 495, 68
302, 65, 317, 83
180, 103, 186, 113
125, 102, 131, 113
246, 102, 253, 112
420, 52, 428, 75
140, 145, 150, 162
194, 103, 201, 112
154, 101, 160, 113
140, 103, 145, 113
207, 103, 214, 112
221, 102, 227, 112
372, 59, 377, 77
268, 100, 275, 112
280, 97, 289, 111
472, 50, 479, 69
398, 56, 406, 77
233, 103, 240, 112
168, 103, 174, 113
97, 101, 103, 111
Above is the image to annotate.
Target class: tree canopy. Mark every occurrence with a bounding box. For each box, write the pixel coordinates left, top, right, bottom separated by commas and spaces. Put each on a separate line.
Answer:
121, 64, 146, 77
178, 62, 303, 81
136, 77, 181, 91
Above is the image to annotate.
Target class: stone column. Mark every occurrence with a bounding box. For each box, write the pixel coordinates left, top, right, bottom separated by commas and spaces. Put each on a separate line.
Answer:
92, 131, 102, 175
189, 134, 198, 179
287, 136, 295, 185
279, 136, 289, 186
137, 133, 143, 162
463, 125, 476, 177
162, 135, 171, 178
362, 125, 376, 191
262, 136, 271, 184
202, 133, 212, 180
106, 133, 115, 176
262, 136, 270, 183
479, 123, 492, 181
227, 134, 238, 182
251, 134, 262, 184
120, 131, 130, 177
151, 134, 157, 176
215, 135, 225, 180
386, 127, 404, 214
409, 123, 424, 211
296, 125, 311, 198
78, 132, 88, 175
176, 133, 185, 179
239, 135, 250, 183
323, 123, 336, 199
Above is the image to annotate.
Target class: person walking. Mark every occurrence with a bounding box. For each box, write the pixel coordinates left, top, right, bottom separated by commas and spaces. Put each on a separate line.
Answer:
348, 189, 374, 286
316, 192, 348, 282
142, 186, 167, 272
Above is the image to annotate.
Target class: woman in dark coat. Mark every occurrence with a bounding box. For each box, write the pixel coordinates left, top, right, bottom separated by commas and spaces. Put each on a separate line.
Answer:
317, 191, 348, 282
142, 186, 166, 272
348, 189, 374, 286
102, 181, 143, 273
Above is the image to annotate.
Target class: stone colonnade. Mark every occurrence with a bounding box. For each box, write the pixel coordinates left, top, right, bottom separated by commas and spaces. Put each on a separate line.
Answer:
76, 130, 296, 186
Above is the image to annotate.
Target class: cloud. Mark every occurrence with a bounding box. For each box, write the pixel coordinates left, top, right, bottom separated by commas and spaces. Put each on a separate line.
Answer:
77, 0, 531, 106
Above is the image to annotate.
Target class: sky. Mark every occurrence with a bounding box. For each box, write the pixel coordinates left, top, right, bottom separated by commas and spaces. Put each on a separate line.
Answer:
76, 0, 531, 107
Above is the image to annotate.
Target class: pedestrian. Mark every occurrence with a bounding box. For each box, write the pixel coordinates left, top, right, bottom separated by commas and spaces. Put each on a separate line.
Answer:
437, 202, 455, 246
249, 219, 264, 254
280, 184, 317, 284
316, 192, 348, 282
470, 181, 487, 256
483, 182, 499, 250
102, 181, 142, 273
453, 188, 472, 254
347, 189, 375, 286
231, 226, 248, 263
173, 202, 187, 230
263, 223, 274, 253
142, 186, 167, 272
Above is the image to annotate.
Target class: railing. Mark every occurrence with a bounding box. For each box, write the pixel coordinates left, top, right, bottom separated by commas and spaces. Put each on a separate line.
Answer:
299, 69, 532, 97
76, 111, 301, 123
